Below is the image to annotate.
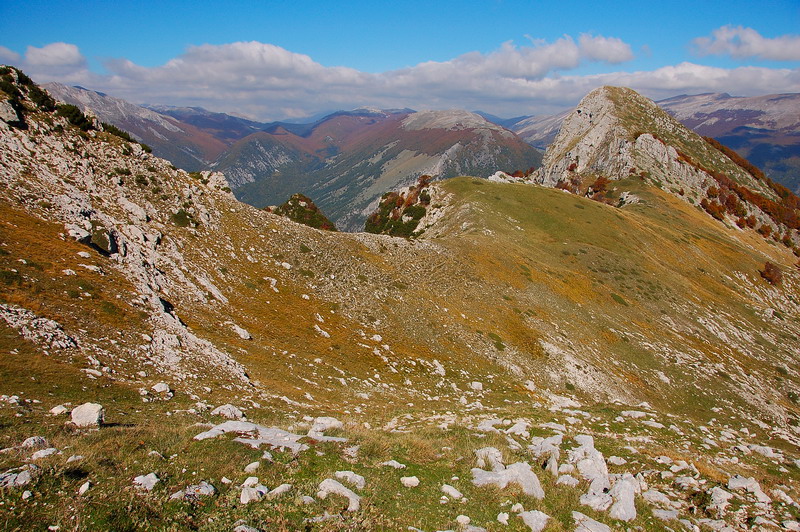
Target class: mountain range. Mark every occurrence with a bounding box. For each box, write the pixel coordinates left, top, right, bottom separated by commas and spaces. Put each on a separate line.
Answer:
3, 66, 800, 530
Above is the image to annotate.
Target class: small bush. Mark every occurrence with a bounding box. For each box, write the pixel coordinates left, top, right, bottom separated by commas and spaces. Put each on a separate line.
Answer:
760, 261, 782, 285
171, 209, 192, 227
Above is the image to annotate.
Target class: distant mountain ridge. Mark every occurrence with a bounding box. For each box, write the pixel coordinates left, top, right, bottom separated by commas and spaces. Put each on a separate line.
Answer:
214, 107, 542, 231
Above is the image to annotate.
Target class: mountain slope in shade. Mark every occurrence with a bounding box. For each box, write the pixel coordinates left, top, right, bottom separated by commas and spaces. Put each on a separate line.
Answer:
43, 83, 255, 171
214, 108, 542, 231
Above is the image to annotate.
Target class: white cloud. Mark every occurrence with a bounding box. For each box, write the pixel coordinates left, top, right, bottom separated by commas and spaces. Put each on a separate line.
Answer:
8, 37, 798, 120
579, 34, 634, 63
693, 26, 800, 61
0, 46, 21, 64
26, 42, 85, 67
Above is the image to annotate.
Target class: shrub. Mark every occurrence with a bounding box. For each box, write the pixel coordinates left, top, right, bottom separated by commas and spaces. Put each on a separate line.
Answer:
56, 104, 93, 131
757, 224, 772, 237
171, 209, 192, 227
28, 85, 55, 111
760, 261, 782, 285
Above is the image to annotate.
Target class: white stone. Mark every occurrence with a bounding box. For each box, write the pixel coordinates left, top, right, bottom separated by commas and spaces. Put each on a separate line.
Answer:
381, 459, 406, 469
334, 470, 365, 489
210, 404, 244, 420
441, 483, 463, 499
470, 381, 483, 391
573, 511, 611, 532
475, 447, 505, 472
608, 474, 637, 521
511, 503, 524, 513
497, 512, 509, 525
231, 324, 252, 340
267, 483, 292, 499
30, 448, 58, 460
78, 481, 91, 495
133, 472, 159, 491
456, 515, 471, 526
471, 462, 544, 498
71, 403, 104, 427
317, 478, 360, 511
49, 405, 68, 416
401, 476, 420, 488
519, 510, 550, 532
21, 436, 48, 449
240, 486, 262, 505
244, 461, 260, 473
151, 382, 170, 394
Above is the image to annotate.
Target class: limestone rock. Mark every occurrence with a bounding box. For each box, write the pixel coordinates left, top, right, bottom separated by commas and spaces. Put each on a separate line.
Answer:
133, 472, 159, 491
71, 403, 104, 427
317, 478, 360, 512
573, 511, 611, 532
210, 404, 244, 420
519, 510, 550, 532
334, 470, 365, 490
401, 476, 420, 488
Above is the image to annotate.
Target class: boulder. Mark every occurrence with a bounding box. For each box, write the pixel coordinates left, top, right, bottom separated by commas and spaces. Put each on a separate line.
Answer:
133, 472, 159, 491
71, 403, 104, 427
401, 476, 420, 487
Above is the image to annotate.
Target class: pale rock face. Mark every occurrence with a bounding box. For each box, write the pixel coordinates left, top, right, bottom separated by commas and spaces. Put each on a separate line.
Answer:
0, 100, 20, 124
71, 403, 104, 427
334, 470, 365, 490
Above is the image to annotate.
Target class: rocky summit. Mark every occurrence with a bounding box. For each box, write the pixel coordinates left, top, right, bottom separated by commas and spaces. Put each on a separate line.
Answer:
1, 68, 800, 531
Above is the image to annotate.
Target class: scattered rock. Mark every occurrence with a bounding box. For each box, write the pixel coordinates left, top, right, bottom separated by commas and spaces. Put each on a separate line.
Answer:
49, 405, 68, 416
170, 481, 216, 501
308, 417, 346, 442
497, 512, 509, 525
472, 462, 544, 498
133, 472, 159, 491
21, 436, 48, 449
401, 476, 420, 488
317, 478, 360, 512
573, 511, 611, 532
30, 448, 58, 460
441, 483, 463, 499
78, 481, 91, 495
267, 483, 292, 499
519, 510, 550, 532
334, 470, 365, 489
244, 461, 260, 473
194, 421, 308, 453
210, 404, 244, 420
151, 382, 170, 394
456, 515, 471, 526
71, 403, 104, 427
381, 459, 406, 469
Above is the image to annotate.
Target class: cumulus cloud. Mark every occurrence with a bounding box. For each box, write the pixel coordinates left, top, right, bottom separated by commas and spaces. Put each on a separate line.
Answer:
693, 26, 800, 61
5, 36, 798, 120
26, 42, 86, 67
578, 34, 634, 63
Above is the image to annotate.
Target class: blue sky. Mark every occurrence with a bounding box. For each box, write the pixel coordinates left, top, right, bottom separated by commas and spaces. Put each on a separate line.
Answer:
1, 0, 798, 120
